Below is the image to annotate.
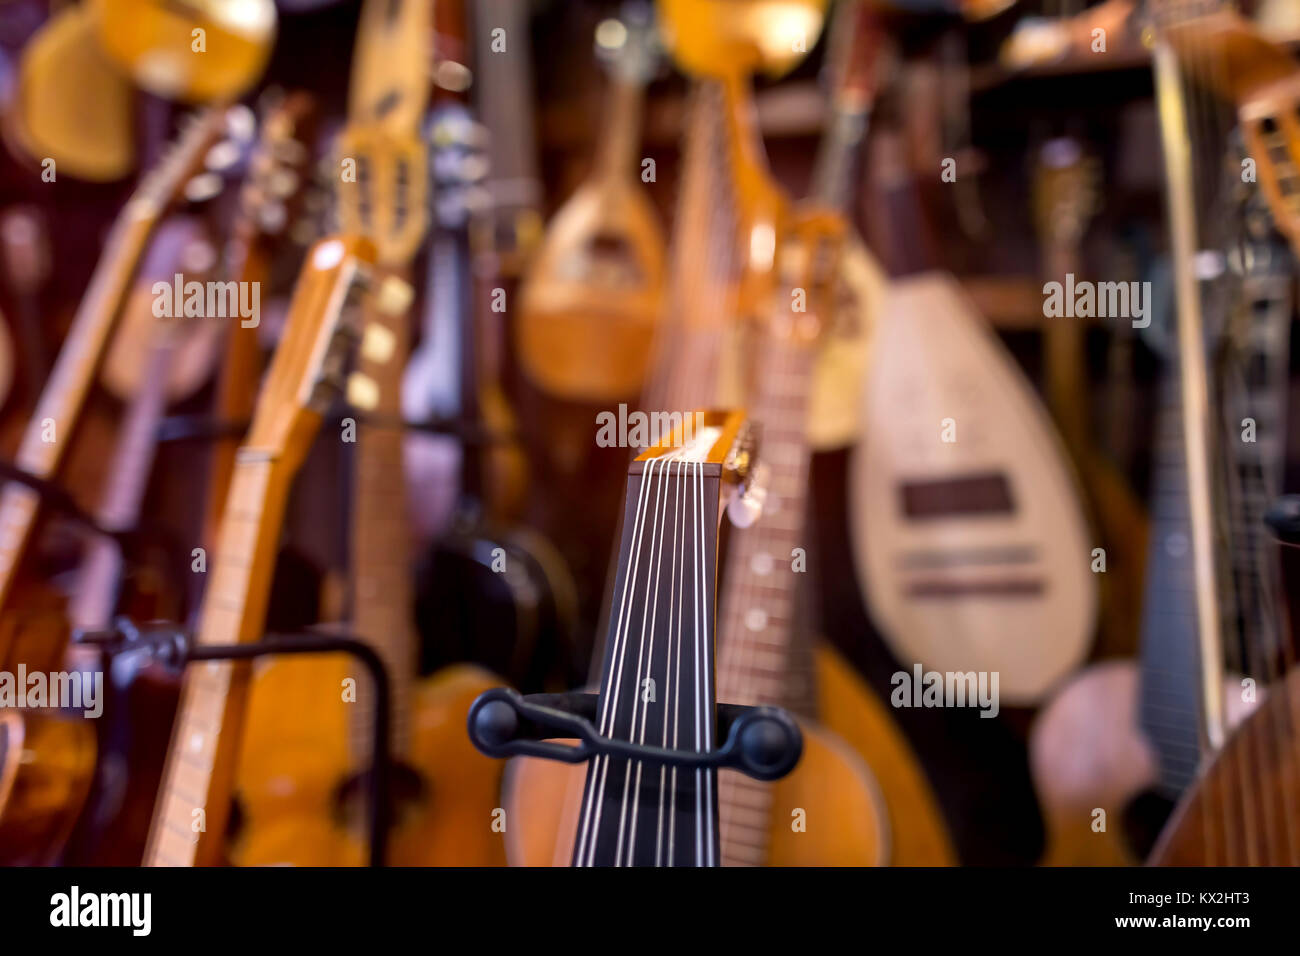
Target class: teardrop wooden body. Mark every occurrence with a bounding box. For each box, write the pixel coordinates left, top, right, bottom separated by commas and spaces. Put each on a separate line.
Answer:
851, 273, 1096, 704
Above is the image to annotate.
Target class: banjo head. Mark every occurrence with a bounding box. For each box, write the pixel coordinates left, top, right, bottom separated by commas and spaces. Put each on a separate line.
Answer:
850, 273, 1096, 704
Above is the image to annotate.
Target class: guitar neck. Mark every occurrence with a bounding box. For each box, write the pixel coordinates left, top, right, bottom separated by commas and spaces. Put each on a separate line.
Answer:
574, 457, 725, 867
146, 453, 297, 866
715, 333, 816, 867
0, 203, 163, 617
351, 263, 416, 760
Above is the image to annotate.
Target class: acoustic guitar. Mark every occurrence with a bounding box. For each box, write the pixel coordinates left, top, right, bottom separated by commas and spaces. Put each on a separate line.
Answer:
144, 234, 401, 867
0, 109, 235, 864
233, 0, 508, 867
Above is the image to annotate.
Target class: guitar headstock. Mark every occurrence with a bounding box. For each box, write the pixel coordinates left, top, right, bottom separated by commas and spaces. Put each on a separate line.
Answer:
233, 92, 316, 241
1031, 136, 1100, 250
657, 0, 828, 79
135, 108, 238, 214
336, 0, 436, 264
244, 235, 409, 465
1157, 6, 1300, 256
596, 2, 662, 85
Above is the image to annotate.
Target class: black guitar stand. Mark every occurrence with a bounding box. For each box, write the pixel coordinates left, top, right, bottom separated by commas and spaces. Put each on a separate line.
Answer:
1266, 495, 1300, 548
75, 620, 395, 867
468, 688, 804, 782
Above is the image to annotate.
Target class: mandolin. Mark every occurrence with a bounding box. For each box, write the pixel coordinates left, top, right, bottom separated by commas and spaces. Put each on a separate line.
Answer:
516, 3, 665, 405
0, 109, 239, 863
493, 410, 777, 866
144, 234, 401, 867
848, 52, 1096, 705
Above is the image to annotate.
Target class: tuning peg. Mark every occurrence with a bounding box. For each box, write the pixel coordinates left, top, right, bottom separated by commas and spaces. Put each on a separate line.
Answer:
346, 372, 380, 411
373, 275, 414, 316
360, 323, 396, 364
184, 172, 224, 204
205, 140, 242, 174
727, 463, 770, 529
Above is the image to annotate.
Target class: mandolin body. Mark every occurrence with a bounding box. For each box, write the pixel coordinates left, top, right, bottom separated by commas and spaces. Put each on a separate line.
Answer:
503, 643, 953, 865
232, 660, 508, 866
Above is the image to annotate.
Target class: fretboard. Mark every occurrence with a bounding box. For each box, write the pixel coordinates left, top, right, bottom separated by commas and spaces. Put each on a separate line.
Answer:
715, 333, 816, 866
0, 203, 162, 620
145, 454, 292, 866
573, 458, 722, 866
351, 264, 416, 762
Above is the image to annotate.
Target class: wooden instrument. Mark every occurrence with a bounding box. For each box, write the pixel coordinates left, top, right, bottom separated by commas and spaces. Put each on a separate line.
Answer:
516, 5, 665, 403
849, 62, 1096, 704
234, 0, 509, 866
1136, 1, 1300, 866
89, 0, 277, 104
530, 410, 756, 866
412, 0, 580, 695
0, 308, 12, 410
1032, 138, 1149, 659
5, 2, 135, 181
507, 0, 953, 866
805, 0, 887, 451
144, 234, 398, 867
0, 110, 237, 863
54, 219, 216, 865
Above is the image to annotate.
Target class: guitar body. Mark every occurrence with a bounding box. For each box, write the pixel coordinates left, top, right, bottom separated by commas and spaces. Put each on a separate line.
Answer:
89, 0, 276, 104
6, 3, 135, 181
416, 524, 579, 694
851, 272, 1096, 704
1150, 667, 1300, 866
0, 709, 96, 865
504, 643, 951, 865
1030, 660, 1255, 866
233, 661, 507, 866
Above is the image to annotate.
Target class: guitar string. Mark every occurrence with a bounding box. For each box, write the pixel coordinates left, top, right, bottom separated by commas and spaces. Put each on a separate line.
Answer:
695, 458, 715, 865
618, 452, 674, 864
576, 454, 657, 864
654, 459, 686, 866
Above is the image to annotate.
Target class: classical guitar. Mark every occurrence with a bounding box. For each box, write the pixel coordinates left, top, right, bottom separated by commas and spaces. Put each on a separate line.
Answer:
234, 0, 509, 866
0, 110, 236, 864
88, 0, 277, 105
144, 234, 400, 867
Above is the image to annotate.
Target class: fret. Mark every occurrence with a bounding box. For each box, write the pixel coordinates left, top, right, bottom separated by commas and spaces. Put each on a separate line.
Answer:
350, 265, 416, 762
